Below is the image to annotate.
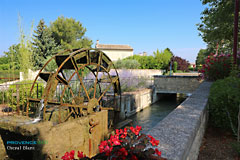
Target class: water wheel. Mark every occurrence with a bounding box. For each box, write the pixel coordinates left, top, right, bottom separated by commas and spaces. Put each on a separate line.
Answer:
26, 48, 121, 126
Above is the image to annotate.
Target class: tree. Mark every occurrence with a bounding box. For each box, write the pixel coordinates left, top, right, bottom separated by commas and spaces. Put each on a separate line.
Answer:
153, 48, 173, 69
32, 19, 58, 69
3, 44, 21, 70
171, 56, 190, 72
196, 49, 208, 66
165, 48, 174, 56
50, 16, 92, 49
18, 15, 33, 76
197, 0, 239, 52
173, 61, 178, 73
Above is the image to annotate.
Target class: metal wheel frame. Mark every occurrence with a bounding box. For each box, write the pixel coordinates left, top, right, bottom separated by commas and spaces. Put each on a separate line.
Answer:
26, 48, 121, 124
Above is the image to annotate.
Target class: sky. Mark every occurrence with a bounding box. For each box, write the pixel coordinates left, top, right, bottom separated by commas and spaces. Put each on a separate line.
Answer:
0, 0, 207, 63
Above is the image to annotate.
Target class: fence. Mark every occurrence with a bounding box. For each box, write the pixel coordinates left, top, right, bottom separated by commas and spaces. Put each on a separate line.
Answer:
0, 76, 154, 116
0, 82, 44, 116
0, 71, 20, 84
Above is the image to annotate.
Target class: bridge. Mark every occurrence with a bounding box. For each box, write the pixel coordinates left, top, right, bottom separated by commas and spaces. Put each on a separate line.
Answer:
153, 75, 202, 94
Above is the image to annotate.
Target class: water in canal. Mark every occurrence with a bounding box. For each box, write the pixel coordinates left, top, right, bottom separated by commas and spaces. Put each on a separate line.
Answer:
129, 94, 186, 133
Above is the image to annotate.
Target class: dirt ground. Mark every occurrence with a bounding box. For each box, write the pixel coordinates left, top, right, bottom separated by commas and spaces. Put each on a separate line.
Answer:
198, 124, 240, 160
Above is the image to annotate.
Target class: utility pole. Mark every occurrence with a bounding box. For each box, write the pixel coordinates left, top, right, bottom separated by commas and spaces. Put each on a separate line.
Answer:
233, 0, 239, 64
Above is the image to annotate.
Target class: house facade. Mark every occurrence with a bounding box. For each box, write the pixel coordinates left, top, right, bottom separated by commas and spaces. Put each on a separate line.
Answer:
95, 40, 133, 61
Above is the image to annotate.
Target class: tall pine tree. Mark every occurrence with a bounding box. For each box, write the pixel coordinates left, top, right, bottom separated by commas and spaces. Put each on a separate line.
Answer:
32, 19, 58, 69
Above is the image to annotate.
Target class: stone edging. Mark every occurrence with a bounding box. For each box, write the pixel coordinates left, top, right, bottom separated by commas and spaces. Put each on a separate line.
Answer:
147, 81, 212, 160
153, 75, 199, 78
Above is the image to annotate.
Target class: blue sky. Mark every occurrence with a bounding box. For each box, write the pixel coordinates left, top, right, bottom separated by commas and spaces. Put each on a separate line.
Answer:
0, 0, 206, 63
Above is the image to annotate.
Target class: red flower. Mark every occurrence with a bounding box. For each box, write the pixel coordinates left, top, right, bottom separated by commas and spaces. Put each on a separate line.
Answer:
116, 129, 123, 136
130, 126, 141, 135
104, 145, 113, 156
77, 151, 86, 158
148, 135, 159, 146
99, 140, 108, 153
155, 148, 161, 157
120, 134, 127, 139
108, 135, 121, 146
130, 154, 138, 160
61, 152, 70, 160
61, 151, 75, 160
69, 150, 75, 159
119, 147, 128, 156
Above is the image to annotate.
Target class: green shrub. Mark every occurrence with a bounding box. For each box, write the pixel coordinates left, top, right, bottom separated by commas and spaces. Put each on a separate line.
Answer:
0, 91, 8, 104
208, 76, 240, 131
188, 67, 195, 71
173, 61, 178, 73
114, 59, 140, 69
0, 64, 9, 70
0, 70, 20, 78
3, 80, 44, 111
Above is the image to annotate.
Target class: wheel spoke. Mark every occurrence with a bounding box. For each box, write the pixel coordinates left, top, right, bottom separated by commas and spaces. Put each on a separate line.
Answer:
72, 60, 90, 101
94, 52, 102, 98
68, 86, 75, 101
78, 70, 90, 100
78, 70, 82, 97
98, 83, 112, 102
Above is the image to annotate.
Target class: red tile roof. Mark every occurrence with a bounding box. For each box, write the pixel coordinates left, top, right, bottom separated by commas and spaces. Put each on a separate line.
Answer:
96, 44, 133, 51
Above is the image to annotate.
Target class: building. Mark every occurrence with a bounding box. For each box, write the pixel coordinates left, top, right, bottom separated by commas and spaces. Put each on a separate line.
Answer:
95, 40, 133, 61
138, 52, 147, 56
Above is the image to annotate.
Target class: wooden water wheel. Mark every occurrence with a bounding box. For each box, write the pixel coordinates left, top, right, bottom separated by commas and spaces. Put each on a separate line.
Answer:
26, 48, 121, 126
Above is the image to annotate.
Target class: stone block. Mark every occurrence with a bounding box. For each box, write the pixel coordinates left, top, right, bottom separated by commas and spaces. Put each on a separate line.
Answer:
0, 110, 108, 159
0, 135, 7, 160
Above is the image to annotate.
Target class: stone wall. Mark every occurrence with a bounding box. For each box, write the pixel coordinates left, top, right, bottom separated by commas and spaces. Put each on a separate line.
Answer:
148, 82, 212, 160
20, 69, 39, 81
0, 110, 108, 160
113, 69, 163, 77
0, 135, 6, 159
119, 88, 160, 120
173, 72, 199, 76
154, 75, 202, 94
100, 50, 133, 61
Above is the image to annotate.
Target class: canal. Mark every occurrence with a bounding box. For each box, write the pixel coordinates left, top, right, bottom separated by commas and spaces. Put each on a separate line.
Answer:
129, 94, 186, 133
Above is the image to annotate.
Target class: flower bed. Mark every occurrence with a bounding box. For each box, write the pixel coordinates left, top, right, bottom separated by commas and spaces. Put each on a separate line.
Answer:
61, 126, 166, 160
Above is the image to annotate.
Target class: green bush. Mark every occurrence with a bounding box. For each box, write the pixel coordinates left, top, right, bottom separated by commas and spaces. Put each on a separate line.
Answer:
0, 64, 9, 70
0, 70, 20, 78
114, 59, 140, 69
1, 80, 44, 111
208, 76, 240, 131
173, 61, 178, 73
